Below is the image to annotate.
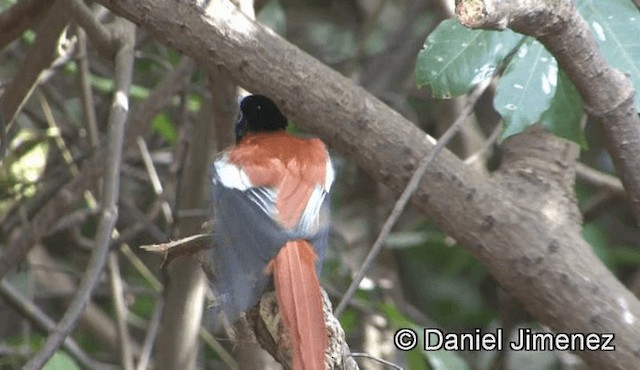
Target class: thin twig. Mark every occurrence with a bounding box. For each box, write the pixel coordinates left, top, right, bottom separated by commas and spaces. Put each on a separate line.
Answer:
76, 26, 100, 147
576, 163, 624, 195
23, 19, 136, 370
351, 352, 403, 370
137, 137, 174, 224
119, 244, 163, 292
108, 251, 135, 370
0, 280, 113, 370
135, 297, 164, 370
463, 120, 502, 165
334, 77, 493, 316
37, 91, 80, 177
120, 243, 237, 367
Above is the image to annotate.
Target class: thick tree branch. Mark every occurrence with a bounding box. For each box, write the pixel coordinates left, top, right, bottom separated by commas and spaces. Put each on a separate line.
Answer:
455, 0, 640, 223
95, 0, 640, 368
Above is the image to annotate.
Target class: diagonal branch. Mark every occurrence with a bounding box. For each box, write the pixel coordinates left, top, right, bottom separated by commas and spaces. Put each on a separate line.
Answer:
0, 280, 111, 370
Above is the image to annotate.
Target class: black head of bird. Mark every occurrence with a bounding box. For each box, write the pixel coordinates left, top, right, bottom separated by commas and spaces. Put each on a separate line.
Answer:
235, 94, 288, 142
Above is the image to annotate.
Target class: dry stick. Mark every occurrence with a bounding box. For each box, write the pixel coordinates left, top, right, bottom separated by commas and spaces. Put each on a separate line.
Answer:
76, 27, 100, 147
0, 280, 110, 370
23, 19, 136, 370
575, 163, 624, 195
108, 252, 135, 370
334, 77, 492, 316
137, 137, 174, 224
463, 120, 502, 165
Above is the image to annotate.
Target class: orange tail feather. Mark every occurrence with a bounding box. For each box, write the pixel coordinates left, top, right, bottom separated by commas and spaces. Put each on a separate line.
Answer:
272, 240, 327, 370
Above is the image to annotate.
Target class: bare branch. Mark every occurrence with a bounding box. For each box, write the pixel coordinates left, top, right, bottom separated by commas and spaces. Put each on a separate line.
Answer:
135, 297, 163, 370
75, 27, 100, 147
576, 163, 625, 195
23, 18, 136, 369
28, 244, 143, 356
124, 57, 196, 148
108, 252, 135, 370
0, 35, 194, 283
0, 280, 112, 370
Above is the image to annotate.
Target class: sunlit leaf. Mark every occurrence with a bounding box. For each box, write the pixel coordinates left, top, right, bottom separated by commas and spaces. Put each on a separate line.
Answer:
495, 39, 557, 140
415, 19, 523, 98
8, 130, 49, 197
43, 351, 80, 370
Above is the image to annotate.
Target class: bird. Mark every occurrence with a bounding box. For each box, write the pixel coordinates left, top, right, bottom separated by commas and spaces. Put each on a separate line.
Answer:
210, 94, 333, 369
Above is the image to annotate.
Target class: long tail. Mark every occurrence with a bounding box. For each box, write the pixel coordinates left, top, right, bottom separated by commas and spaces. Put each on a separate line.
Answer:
272, 240, 327, 370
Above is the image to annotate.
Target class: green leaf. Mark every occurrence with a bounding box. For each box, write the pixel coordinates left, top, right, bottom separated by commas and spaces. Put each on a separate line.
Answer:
43, 351, 80, 370
583, 223, 611, 267
415, 19, 523, 98
577, 0, 640, 111
151, 113, 177, 144
495, 39, 558, 140
539, 69, 586, 147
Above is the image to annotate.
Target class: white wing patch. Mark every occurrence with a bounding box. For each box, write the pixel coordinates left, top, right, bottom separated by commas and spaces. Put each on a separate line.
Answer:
298, 185, 327, 234
214, 154, 253, 190
325, 156, 335, 191
246, 187, 278, 218
214, 154, 278, 218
